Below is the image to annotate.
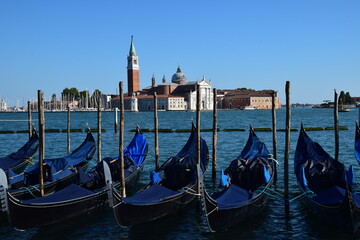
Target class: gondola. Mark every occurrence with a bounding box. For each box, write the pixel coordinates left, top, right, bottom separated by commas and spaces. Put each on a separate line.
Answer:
355, 122, 360, 164
294, 124, 360, 232
201, 127, 276, 232
108, 124, 209, 227
0, 126, 148, 230
4, 130, 96, 200
0, 128, 39, 174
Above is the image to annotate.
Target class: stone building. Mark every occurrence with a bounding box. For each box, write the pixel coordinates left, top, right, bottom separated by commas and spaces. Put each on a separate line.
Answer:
0, 99, 7, 111
115, 37, 213, 111
217, 89, 281, 110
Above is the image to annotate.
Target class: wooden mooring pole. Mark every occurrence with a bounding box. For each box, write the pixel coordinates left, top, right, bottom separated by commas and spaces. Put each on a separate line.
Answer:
67, 103, 71, 154
284, 81, 290, 216
154, 92, 159, 172
119, 82, 126, 197
37, 90, 45, 197
334, 89, 339, 161
196, 84, 201, 195
271, 91, 277, 183
212, 88, 217, 179
97, 97, 102, 163
27, 100, 32, 139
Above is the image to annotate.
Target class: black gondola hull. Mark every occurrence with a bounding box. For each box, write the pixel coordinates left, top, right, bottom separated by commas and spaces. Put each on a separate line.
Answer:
203, 191, 270, 232
10, 170, 79, 200
8, 161, 29, 175
6, 166, 143, 230
294, 125, 360, 233
202, 176, 273, 232
113, 183, 197, 227
298, 183, 360, 233
7, 190, 108, 230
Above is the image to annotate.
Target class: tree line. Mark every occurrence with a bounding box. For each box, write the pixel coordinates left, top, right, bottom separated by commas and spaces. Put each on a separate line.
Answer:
50, 88, 102, 102
49, 88, 103, 109
338, 91, 352, 105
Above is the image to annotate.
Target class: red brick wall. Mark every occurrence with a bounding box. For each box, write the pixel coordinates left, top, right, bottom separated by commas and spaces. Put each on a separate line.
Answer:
127, 69, 140, 96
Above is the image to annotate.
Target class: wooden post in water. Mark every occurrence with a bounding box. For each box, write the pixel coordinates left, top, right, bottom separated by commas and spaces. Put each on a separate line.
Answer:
114, 107, 118, 133
37, 90, 45, 197
196, 83, 201, 195
27, 100, 32, 139
212, 88, 217, 179
271, 91, 277, 182
97, 96, 102, 163
154, 92, 159, 172
67, 103, 71, 154
119, 82, 126, 197
284, 81, 291, 216
334, 89, 339, 161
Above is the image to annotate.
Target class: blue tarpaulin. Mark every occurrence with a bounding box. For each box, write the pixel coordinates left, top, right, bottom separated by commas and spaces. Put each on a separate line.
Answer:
0, 130, 39, 171
355, 123, 360, 165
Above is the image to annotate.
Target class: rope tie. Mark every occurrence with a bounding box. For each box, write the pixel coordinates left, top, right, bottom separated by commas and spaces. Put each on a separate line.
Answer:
206, 206, 219, 216
253, 187, 315, 202
25, 158, 35, 165
183, 187, 200, 196
19, 187, 38, 198
289, 191, 315, 202
253, 188, 283, 200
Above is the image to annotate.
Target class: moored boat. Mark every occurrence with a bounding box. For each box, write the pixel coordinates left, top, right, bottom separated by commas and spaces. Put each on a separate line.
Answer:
355, 122, 360, 164
294, 124, 360, 232
201, 127, 276, 232
108, 124, 209, 227
0, 126, 148, 230
0, 128, 39, 174
4, 130, 96, 201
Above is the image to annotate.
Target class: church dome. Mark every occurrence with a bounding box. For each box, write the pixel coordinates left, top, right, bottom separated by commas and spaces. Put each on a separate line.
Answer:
171, 66, 187, 84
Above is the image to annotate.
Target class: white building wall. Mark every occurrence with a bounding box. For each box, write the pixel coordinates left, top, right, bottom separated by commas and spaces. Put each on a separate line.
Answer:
187, 82, 213, 111
0, 99, 7, 111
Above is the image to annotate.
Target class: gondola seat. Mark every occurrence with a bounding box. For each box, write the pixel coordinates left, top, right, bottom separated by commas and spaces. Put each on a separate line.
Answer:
21, 184, 94, 204
123, 184, 179, 205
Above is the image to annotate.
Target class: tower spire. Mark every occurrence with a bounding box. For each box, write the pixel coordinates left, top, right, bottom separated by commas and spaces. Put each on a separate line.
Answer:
127, 35, 140, 96
129, 35, 136, 56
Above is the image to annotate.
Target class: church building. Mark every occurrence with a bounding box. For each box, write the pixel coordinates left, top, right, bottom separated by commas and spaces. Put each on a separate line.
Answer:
121, 36, 213, 111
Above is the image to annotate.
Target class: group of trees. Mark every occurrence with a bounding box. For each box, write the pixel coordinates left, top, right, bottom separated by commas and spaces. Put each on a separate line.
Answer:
338, 91, 352, 105
50, 88, 103, 109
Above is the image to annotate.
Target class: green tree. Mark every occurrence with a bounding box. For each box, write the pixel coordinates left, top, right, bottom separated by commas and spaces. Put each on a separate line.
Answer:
79, 90, 89, 108
51, 94, 57, 102
91, 89, 102, 99
345, 92, 351, 104
79, 90, 89, 99
89, 89, 102, 108
339, 91, 345, 105
61, 87, 79, 100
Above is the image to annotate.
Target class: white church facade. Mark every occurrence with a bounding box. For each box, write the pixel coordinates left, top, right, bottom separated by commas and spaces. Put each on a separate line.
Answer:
119, 37, 214, 111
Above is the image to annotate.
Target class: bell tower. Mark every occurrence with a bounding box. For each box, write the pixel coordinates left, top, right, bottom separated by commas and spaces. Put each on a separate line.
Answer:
127, 36, 140, 96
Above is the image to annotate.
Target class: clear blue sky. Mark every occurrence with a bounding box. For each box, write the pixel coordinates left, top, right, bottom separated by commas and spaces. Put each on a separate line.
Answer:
1, 0, 359, 106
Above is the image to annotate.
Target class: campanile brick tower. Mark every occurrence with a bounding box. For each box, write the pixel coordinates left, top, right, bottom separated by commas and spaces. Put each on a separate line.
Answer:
127, 36, 140, 96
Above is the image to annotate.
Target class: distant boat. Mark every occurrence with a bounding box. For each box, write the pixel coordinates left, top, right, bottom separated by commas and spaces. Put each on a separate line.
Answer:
243, 106, 257, 110
338, 108, 350, 112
